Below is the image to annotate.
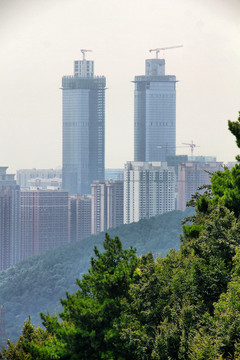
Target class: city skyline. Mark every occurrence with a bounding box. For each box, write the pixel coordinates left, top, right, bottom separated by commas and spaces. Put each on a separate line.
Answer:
0, 0, 240, 173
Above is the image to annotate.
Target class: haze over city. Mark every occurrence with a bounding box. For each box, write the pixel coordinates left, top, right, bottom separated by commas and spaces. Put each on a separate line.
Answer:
0, 0, 240, 173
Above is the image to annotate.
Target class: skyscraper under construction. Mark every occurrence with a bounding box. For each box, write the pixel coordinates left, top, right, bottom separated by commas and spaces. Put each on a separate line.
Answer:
134, 49, 179, 162
62, 50, 106, 195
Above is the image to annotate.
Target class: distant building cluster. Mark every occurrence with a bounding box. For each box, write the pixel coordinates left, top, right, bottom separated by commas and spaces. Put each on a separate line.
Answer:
16, 168, 62, 190
0, 52, 228, 270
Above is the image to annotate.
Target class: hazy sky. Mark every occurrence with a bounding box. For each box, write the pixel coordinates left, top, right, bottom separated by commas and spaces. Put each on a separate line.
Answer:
0, 0, 240, 173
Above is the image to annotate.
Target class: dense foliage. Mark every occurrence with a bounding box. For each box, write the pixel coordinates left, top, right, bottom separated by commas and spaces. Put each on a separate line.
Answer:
0, 209, 188, 343
2, 113, 240, 359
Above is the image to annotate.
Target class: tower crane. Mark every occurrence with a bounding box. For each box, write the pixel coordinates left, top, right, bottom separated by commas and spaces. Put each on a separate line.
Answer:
149, 45, 183, 59
81, 49, 92, 60
157, 141, 199, 157
182, 141, 199, 157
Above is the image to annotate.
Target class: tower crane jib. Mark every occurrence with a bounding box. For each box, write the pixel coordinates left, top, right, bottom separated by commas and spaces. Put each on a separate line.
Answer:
149, 45, 183, 59
182, 141, 199, 157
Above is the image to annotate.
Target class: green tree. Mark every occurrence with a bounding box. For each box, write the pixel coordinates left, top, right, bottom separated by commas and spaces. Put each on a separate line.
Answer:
212, 247, 240, 358
0, 317, 51, 360
228, 111, 240, 161
4, 234, 139, 360
193, 112, 240, 217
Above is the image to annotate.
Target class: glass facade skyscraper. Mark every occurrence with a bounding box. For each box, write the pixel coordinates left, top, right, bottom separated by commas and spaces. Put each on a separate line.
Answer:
134, 58, 177, 162
62, 56, 106, 194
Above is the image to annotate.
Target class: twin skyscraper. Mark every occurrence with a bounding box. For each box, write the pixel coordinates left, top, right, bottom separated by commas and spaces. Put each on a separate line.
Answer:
62, 50, 177, 195
62, 51, 106, 195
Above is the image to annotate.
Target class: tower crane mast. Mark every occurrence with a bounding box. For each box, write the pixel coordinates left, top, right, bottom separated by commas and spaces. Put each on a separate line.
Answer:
149, 45, 183, 59
81, 49, 92, 60
182, 141, 199, 157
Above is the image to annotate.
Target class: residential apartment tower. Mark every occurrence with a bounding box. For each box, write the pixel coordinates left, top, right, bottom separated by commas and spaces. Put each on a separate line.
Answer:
124, 162, 175, 224
0, 167, 21, 270
21, 190, 69, 260
91, 180, 124, 235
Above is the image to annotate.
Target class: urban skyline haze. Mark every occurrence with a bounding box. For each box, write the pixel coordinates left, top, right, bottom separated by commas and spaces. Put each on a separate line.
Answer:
0, 0, 240, 173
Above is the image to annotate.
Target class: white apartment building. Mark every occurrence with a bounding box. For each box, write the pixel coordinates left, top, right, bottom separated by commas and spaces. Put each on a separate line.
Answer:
91, 180, 124, 235
124, 161, 175, 224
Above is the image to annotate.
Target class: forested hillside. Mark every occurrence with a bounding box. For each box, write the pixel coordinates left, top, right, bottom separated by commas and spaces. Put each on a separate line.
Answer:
0, 209, 190, 343
1, 112, 240, 359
